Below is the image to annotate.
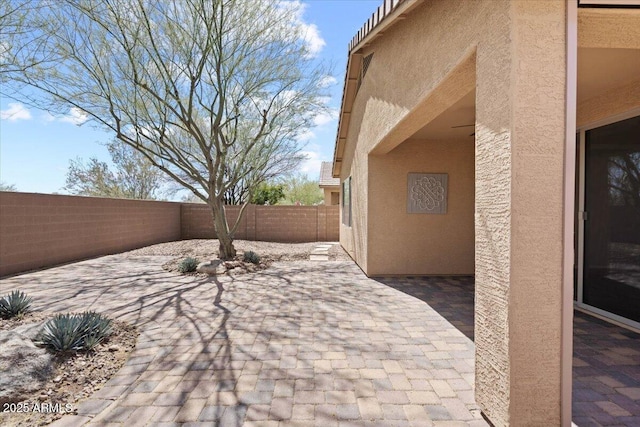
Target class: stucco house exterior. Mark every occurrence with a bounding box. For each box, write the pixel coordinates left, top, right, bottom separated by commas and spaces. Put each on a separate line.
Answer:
319, 161, 340, 205
332, 0, 640, 425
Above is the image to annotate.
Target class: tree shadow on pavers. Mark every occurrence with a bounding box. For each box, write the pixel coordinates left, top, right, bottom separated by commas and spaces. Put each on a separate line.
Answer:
0, 256, 176, 318
144, 262, 435, 424
226, 263, 481, 422
189, 262, 474, 424
1, 258, 483, 424
373, 276, 476, 341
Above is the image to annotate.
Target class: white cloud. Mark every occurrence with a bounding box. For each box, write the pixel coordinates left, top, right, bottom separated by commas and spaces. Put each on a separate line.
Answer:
0, 103, 32, 121
299, 149, 323, 177
281, 0, 326, 58
300, 22, 325, 58
295, 129, 316, 142
59, 107, 88, 125
318, 75, 337, 88
313, 108, 338, 126
294, 106, 338, 142
42, 107, 89, 125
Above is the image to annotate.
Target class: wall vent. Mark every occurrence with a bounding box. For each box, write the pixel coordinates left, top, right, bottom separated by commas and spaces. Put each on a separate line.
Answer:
357, 53, 374, 93
362, 53, 374, 77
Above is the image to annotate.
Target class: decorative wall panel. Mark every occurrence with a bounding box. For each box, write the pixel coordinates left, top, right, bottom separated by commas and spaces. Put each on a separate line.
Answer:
407, 173, 448, 214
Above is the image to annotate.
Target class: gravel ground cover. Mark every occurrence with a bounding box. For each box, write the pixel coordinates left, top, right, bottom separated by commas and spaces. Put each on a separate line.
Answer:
123, 239, 351, 262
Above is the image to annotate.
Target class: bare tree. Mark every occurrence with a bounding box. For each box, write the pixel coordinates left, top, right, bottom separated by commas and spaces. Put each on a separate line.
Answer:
0, 1, 57, 77
64, 141, 171, 200
3, 0, 327, 258
0, 1, 28, 74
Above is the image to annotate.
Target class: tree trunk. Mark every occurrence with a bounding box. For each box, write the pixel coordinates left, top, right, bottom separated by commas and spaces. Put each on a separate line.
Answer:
210, 200, 237, 260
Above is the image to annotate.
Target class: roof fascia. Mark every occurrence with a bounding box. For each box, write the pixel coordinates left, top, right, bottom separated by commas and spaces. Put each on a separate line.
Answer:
332, 0, 422, 178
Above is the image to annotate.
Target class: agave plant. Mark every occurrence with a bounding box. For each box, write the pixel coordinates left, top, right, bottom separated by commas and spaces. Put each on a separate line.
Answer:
0, 290, 33, 319
36, 311, 112, 352
178, 257, 199, 273
77, 311, 113, 350
243, 251, 260, 265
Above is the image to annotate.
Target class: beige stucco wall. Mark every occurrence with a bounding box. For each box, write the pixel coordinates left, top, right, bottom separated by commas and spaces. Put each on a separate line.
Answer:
368, 139, 474, 276
579, 8, 640, 49
339, 0, 485, 281
578, 77, 640, 128
322, 187, 340, 206
339, 128, 368, 272
506, 1, 567, 422
577, 9, 640, 128
577, 8, 640, 128
339, 0, 568, 424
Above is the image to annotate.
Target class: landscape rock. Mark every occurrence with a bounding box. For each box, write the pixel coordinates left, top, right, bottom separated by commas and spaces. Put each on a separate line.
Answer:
196, 259, 223, 275
0, 321, 53, 405
196, 258, 265, 275
224, 261, 242, 270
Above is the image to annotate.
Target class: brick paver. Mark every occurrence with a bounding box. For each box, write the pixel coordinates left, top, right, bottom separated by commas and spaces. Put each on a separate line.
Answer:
573, 312, 640, 426
4, 261, 637, 425
379, 275, 640, 427
0, 256, 487, 425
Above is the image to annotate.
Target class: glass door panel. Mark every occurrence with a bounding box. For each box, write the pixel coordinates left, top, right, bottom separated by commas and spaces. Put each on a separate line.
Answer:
574, 132, 580, 301
584, 115, 640, 323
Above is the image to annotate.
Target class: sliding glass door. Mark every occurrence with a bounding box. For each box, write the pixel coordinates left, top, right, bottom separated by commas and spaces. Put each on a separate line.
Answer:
577, 114, 640, 326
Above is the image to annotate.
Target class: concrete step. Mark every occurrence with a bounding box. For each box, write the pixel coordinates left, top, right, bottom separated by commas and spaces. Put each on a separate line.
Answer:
309, 243, 336, 261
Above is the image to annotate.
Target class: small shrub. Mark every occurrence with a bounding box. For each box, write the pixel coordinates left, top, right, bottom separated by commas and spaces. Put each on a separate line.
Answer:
0, 290, 33, 319
36, 311, 112, 352
178, 257, 199, 273
243, 250, 260, 264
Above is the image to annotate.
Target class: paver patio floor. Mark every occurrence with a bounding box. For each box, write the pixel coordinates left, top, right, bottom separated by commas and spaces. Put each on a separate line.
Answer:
0, 255, 488, 427
379, 276, 640, 427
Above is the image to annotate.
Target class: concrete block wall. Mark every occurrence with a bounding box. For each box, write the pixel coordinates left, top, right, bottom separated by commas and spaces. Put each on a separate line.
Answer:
1, 193, 340, 277
180, 204, 247, 239
256, 206, 317, 242
318, 204, 340, 242
326, 205, 340, 241
181, 204, 339, 242
0, 192, 181, 277
179, 203, 216, 238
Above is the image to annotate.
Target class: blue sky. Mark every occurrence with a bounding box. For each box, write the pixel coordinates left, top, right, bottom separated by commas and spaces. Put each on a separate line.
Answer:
0, 0, 380, 197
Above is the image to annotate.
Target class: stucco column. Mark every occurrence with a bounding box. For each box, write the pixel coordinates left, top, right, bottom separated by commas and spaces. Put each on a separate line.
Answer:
474, 1, 568, 425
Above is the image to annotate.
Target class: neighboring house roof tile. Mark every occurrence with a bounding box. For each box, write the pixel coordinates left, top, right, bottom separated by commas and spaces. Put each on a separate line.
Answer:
319, 162, 340, 187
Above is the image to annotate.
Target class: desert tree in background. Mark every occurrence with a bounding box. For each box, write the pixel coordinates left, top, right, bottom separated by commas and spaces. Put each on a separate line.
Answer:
0, 182, 18, 191
279, 174, 323, 205
64, 140, 173, 200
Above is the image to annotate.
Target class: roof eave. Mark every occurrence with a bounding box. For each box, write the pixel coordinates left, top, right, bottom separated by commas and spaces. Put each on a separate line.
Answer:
332, 0, 422, 178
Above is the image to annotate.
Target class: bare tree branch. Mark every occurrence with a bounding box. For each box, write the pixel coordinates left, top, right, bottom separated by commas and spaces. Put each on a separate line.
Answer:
2, 0, 330, 259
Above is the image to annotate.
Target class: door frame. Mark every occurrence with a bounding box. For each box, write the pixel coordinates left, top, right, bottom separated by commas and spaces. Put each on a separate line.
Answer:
575, 107, 640, 331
